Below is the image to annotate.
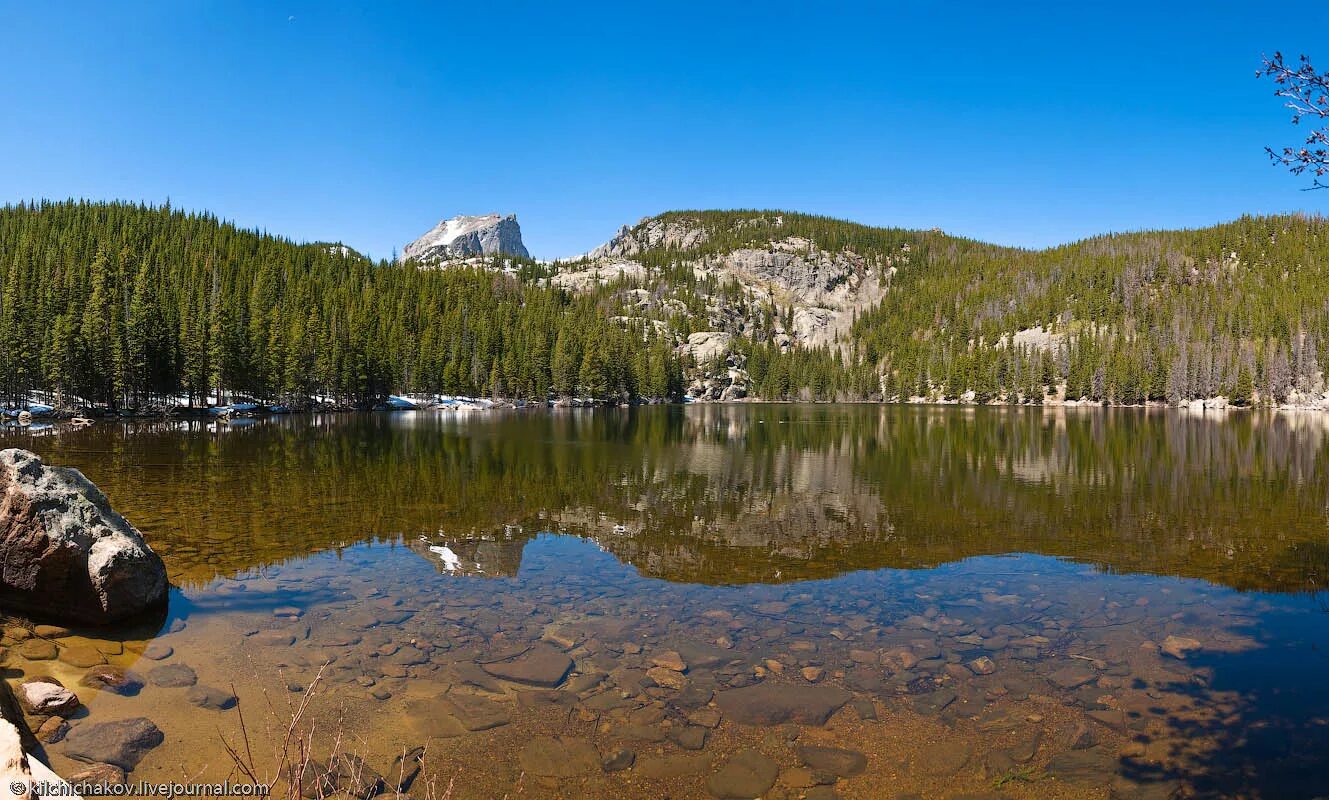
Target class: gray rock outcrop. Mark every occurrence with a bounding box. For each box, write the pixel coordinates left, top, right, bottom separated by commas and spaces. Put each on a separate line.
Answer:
587, 217, 709, 259
402, 214, 530, 263
0, 449, 168, 625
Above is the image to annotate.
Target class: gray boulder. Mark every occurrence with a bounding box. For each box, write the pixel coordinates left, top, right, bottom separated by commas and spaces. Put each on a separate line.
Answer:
0, 449, 168, 625
62, 718, 163, 771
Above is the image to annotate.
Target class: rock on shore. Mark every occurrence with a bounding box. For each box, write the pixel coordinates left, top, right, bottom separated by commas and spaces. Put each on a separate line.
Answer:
0, 449, 167, 624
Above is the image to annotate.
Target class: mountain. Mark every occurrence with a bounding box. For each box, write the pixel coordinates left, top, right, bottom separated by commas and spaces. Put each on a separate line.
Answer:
401, 213, 529, 263
4, 200, 1329, 410
0, 201, 677, 409
557, 209, 1329, 406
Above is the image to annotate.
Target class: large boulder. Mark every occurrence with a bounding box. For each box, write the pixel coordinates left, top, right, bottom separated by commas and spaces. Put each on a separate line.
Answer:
0, 449, 167, 625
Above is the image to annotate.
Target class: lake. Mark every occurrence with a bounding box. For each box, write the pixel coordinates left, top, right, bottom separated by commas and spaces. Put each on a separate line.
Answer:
3, 405, 1329, 799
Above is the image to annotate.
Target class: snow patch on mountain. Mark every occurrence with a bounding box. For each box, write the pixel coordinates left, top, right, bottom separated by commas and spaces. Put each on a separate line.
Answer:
402, 213, 530, 263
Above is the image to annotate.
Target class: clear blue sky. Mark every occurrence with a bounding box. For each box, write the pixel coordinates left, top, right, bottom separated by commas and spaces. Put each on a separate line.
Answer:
2, 2, 1327, 260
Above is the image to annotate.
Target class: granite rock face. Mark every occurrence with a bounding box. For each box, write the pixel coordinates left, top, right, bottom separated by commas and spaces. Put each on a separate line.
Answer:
402, 214, 529, 263
0, 449, 168, 625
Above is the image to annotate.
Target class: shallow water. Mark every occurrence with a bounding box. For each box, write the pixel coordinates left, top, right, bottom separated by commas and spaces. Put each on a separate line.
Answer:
3, 406, 1329, 799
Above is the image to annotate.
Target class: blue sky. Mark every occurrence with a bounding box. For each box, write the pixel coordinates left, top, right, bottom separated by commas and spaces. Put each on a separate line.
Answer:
2, 2, 1327, 259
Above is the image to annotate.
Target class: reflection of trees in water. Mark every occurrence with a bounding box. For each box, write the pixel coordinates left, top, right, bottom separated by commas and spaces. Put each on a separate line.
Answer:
9, 407, 1329, 590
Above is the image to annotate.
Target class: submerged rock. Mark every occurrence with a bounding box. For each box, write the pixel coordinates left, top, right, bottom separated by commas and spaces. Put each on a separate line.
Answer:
17, 681, 79, 717
185, 686, 237, 711
0, 449, 167, 625
63, 717, 164, 771
1160, 635, 1202, 660
716, 682, 851, 725
67, 762, 126, 788
796, 745, 867, 777
80, 665, 143, 696
517, 735, 601, 778
707, 749, 778, 799
147, 663, 197, 688
480, 644, 573, 687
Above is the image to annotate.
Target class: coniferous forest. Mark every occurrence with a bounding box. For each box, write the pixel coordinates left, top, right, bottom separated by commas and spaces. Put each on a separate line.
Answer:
612, 210, 1329, 406
0, 200, 682, 407
3, 201, 1329, 409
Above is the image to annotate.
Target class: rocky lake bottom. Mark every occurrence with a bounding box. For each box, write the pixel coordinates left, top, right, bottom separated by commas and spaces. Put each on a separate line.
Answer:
4, 407, 1329, 799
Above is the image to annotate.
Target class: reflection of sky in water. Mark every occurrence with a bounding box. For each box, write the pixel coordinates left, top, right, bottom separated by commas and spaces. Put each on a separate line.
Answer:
5, 406, 1328, 593
6, 407, 1329, 797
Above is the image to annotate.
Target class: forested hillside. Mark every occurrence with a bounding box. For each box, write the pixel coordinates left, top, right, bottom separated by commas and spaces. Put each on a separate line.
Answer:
3, 201, 1328, 409
587, 210, 1329, 405
0, 201, 681, 407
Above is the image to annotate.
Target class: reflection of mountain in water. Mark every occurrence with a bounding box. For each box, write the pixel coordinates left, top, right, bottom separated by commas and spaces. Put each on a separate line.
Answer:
407, 530, 527, 577
10, 406, 1329, 592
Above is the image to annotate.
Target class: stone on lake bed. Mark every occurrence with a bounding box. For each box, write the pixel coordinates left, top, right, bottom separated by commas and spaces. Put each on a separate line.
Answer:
148, 663, 197, 688
668, 725, 709, 750
1160, 635, 1202, 659
715, 681, 851, 726
687, 708, 723, 728
914, 740, 972, 776
59, 644, 107, 668
81, 665, 144, 696
63, 717, 165, 770
967, 656, 996, 675
67, 762, 127, 788
1048, 663, 1098, 689
250, 630, 297, 647
636, 752, 712, 779
706, 749, 779, 799
1045, 745, 1119, 782
18, 680, 80, 716
18, 639, 58, 660
433, 694, 510, 731
186, 685, 238, 711
646, 665, 688, 690
36, 716, 70, 744
602, 748, 635, 772
517, 735, 601, 778
480, 644, 573, 687
651, 649, 687, 672
140, 642, 172, 660
797, 745, 867, 777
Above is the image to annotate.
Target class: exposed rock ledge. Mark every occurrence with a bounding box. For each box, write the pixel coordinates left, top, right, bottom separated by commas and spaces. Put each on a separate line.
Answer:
0, 449, 167, 625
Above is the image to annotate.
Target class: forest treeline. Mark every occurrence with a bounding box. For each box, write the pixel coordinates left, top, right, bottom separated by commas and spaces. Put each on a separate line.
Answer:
614, 210, 1329, 405
3, 201, 1329, 408
0, 201, 683, 407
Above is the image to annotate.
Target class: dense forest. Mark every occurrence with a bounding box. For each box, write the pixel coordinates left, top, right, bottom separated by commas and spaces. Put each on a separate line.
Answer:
2, 201, 1328, 409
594, 210, 1329, 405
0, 201, 683, 407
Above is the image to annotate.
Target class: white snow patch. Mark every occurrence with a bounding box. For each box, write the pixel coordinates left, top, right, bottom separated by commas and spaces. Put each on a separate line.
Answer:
429, 544, 462, 572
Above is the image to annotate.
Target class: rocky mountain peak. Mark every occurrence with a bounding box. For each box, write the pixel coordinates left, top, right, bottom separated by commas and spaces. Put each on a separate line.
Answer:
402, 213, 530, 263
587, 216, 709, 259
